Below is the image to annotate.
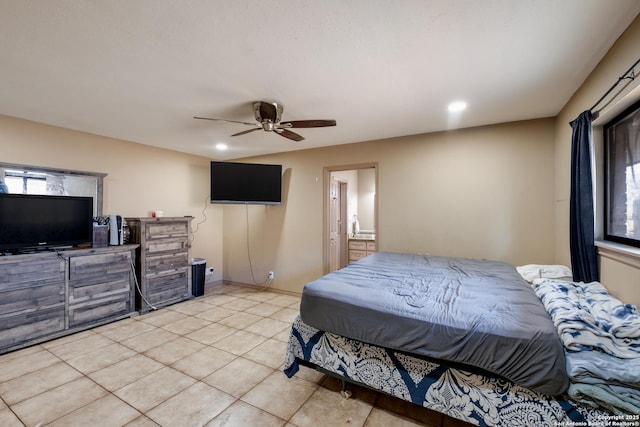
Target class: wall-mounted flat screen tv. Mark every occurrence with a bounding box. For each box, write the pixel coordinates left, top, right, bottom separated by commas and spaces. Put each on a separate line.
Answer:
0, 194, 94, 252
210, 161, 282, 205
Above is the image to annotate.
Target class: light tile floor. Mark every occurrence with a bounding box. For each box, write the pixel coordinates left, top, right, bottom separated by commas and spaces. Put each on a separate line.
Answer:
0, 283, 473, 426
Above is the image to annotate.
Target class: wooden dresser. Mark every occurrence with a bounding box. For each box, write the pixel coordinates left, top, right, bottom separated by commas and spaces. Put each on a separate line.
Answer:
348, 238, 376, 263
126, 217, 193, 313
0, 245, 137, 354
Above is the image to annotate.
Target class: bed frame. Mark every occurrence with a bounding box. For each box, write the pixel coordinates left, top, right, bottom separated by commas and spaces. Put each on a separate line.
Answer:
284, 316, 609, 427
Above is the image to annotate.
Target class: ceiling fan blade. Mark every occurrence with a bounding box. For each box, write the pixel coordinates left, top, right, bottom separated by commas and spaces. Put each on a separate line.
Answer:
193, 116, 256, 126
276, 128, 305, 142
280, 119, 337, 128
230, 127, 261, 137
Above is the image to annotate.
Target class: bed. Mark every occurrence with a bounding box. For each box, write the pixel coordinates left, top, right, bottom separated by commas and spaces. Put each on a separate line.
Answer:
283, 252, 632, 426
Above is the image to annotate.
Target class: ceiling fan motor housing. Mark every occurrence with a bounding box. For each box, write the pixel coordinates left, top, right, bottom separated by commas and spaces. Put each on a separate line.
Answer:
261, 121, 276, 131
254, 101, 282, 127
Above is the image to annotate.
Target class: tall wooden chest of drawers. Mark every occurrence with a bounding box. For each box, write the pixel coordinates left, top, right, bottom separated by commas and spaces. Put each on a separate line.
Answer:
126, 217, 193, 313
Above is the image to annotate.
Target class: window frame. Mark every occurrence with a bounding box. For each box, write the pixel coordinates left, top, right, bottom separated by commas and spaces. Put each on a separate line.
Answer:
603, 98, 640, 248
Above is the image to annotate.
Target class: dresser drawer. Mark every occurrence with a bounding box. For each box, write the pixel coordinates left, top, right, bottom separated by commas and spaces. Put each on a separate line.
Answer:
145, 237, 188, 255
0, 307, 65, 349
0, 281, 65, 317
69, 272, 131, 303
348, 240, 367, 250
68, 251, 131, 280
366, 241, 376, 251
1, 258, 65, 285
0, 258, 65, 317
348, 249, 368, 261
144, 268, 189, 304
145, 252, 189, 273
145, 221, 189, 239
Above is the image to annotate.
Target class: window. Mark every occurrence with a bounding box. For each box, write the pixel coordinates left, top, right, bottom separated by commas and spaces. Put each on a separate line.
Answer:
4, 169, 47, 194
605, 99, 640, 247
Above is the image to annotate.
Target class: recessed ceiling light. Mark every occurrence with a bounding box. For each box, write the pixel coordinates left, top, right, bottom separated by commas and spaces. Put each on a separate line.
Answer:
448, 101, 467, 113
215, 143, 228, 151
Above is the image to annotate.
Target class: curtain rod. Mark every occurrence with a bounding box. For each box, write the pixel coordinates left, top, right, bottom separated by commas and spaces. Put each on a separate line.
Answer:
589, 57, 640, 118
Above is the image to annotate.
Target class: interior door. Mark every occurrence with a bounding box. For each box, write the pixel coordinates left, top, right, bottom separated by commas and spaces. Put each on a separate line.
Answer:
338, 181, 348, 269
329, 177, 345, 272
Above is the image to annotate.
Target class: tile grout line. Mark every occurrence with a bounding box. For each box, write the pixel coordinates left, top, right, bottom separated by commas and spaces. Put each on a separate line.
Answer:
1, 284, 450, 426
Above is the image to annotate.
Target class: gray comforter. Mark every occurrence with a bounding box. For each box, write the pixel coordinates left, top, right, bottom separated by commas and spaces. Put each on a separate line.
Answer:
300, 252, 568, 395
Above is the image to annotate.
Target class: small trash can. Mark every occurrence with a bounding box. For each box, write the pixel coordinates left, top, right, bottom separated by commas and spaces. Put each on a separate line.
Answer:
191, 258, 207, 297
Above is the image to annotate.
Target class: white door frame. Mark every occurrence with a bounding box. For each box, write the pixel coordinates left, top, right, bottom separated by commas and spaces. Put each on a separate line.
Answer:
323, 162, 378, 275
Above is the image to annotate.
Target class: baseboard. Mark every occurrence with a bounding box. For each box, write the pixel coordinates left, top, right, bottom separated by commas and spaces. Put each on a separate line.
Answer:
219, 280, 301, 296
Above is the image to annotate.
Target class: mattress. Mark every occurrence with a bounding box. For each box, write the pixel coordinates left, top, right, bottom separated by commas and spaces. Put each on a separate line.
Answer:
299, 252, 568, 395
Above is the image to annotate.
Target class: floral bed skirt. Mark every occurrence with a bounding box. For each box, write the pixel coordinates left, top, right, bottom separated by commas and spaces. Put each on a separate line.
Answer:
284, 316, 609, 427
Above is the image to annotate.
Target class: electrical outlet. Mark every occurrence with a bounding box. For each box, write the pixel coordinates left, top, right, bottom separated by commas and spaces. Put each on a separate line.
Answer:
205, 267, 214, 275
268, 271, 274, 280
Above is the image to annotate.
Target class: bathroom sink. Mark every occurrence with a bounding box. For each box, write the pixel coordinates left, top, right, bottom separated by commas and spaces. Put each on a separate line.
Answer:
353, 234, 375, 239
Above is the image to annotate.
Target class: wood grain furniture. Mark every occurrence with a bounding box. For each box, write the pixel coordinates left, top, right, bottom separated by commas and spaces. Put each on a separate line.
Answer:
126, 217, 193, 313
66, 247, 136, 328
0, 245, 137, 354
347, 238, 376, 263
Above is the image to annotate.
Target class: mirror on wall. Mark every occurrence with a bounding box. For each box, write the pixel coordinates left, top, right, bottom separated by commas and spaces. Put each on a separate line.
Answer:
0, 162, 106, 216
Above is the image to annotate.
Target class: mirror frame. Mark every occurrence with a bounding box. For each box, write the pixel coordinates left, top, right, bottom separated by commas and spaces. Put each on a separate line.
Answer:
0, 162, 107, 216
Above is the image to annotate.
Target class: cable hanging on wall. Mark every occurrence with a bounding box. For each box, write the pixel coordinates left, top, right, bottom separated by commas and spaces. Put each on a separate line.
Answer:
589, 57, 640, 119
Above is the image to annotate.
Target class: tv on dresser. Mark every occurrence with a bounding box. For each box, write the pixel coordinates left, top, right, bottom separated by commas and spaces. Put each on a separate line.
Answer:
0, 193, 94, 253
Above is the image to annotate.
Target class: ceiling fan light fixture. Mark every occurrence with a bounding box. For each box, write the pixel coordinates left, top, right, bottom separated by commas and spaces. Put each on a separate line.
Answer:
215, 143, 228, 151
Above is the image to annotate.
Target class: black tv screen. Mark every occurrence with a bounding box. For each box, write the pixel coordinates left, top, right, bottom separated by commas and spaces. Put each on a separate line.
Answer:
210, 161, 282, 205
0, 194, 94, 252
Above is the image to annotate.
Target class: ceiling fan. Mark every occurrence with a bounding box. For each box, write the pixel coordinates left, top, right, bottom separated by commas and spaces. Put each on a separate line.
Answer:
194, 101, 336, 142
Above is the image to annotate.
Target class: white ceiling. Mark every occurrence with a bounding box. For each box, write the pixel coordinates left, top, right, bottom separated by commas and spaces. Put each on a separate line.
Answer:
2, 1, 640, 160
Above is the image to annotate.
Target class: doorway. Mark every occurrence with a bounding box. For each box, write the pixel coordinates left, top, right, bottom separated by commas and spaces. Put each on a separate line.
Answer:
329, 177, 348, 271
324, 163, 378, 274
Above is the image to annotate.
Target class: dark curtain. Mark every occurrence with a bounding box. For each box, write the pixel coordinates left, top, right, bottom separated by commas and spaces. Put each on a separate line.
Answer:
569, 111, 599, 282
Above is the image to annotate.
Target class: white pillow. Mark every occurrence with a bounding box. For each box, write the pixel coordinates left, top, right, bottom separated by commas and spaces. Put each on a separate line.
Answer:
516, 264, 573, 283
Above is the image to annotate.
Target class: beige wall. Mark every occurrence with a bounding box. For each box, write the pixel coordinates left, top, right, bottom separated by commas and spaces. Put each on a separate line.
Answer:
228, 118, 556, 294
0, 115, 224, 283
555, 15, 640, 306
